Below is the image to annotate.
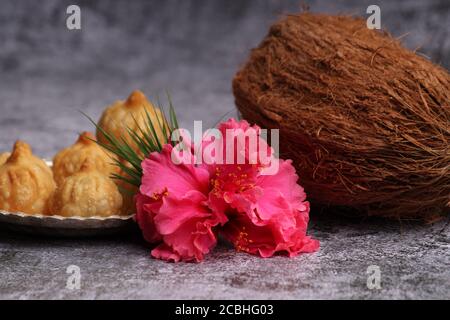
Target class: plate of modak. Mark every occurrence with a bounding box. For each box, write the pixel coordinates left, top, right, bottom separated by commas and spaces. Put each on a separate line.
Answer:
0, 90, 167, 237
0, 136, 135, 237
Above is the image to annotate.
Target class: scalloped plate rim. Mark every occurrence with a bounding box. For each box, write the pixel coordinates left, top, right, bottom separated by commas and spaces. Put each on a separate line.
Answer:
0, 209, 136, 236
0, 210, 134, 221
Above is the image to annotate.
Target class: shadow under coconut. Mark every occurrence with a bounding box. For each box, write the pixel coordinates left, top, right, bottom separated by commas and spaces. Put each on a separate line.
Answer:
308, 204, 450, 240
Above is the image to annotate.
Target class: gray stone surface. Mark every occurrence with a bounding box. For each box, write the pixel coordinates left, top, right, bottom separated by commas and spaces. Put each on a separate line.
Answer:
0, 0, 449, 300
0, 215, 449, 300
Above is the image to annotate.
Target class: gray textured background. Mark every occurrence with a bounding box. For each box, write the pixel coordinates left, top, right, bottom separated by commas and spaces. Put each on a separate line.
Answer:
0, 0, 449, 300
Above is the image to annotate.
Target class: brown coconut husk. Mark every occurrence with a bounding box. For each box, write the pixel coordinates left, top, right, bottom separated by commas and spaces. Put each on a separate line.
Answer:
233, 13, 450, 219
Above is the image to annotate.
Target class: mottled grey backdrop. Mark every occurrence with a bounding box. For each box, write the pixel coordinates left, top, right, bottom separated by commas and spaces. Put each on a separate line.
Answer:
0, 0, 449, 157
0, 0, 449, 300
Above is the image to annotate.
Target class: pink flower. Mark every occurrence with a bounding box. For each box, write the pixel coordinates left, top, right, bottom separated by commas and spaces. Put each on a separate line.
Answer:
135, 118, 319, 262
136, 144, 227, 262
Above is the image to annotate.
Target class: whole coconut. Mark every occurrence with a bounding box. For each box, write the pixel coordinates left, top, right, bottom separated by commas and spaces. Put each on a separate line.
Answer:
233, 13, 450, 219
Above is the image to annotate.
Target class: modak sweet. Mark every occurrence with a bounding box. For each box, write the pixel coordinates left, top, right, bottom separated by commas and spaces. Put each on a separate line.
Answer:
0, 152, 11, 166
49, 159, 123, 217
96, 90, 167, 155
0, 141, 55, 214
115, 166, 138, 215
53, 132, 117, 186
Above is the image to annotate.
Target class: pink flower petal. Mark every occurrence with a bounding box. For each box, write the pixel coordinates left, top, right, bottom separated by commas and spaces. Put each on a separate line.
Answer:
135, 193, 161, 243
162, 217, 218, 262
155, 190, 211, 235
140, 144, 210, 199
151, 243, 181, 263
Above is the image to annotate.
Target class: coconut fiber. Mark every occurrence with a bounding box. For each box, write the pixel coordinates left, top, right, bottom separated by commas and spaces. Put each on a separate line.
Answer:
233, 13, 449, 219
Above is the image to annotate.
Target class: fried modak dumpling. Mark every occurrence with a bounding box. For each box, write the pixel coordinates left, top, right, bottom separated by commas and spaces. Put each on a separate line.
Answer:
0, 152, 11, 166
49, 159, 123, 217
53, 132, 117, 186
119, 183, 137, 215
96, 90, 167, 155
115, 164, 138, 215
0, 141, 55, 214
